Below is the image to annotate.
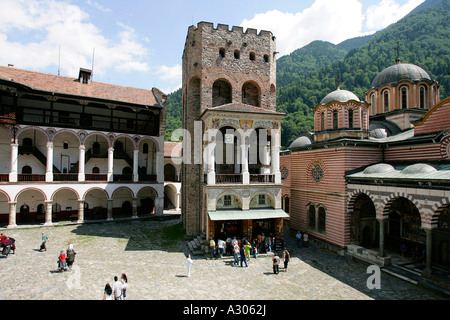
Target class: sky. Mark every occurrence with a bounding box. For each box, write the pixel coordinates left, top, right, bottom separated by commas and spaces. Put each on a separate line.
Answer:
0, 0, 425, 95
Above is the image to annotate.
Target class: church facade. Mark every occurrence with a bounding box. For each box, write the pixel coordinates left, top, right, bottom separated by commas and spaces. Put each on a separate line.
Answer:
281, 60, 450, 275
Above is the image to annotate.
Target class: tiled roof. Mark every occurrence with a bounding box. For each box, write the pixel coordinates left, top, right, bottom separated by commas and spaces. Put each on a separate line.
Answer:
0, 66, 160, 107
164, 141, 182, 157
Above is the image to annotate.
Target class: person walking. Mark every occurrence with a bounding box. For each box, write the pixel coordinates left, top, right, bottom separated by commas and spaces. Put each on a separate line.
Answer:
282, 248, 290, 272
66, 248, 76, 271
233, 243, 240, 266
112, 276, 123, 300
272, 253, 280, 274
186, 254, 193, 277
40, 233, 48, 252
121, 273, 128, 300
239, 244, 248, 267
244, 241, 252, 261
296, 231, 302, 248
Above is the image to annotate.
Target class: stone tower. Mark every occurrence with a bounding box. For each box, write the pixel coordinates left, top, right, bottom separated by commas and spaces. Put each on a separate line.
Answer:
181, 22, 286, 240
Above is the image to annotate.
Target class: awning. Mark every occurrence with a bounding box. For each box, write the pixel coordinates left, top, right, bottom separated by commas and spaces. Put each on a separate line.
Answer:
208, 209, 289, 221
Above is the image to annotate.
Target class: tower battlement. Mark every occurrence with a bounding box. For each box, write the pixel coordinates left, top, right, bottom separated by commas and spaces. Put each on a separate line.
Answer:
187, 21, 274, 38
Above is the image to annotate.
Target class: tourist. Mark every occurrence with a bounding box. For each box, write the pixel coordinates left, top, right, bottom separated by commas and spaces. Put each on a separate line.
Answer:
218, 239, 225, 257
253, 246, 258, 259
303, 232, 309, 247
240, 244, 248, 267
244, 241, 252, 261
67, 241, 74, 251
186, 254, 193, 277
209, 238, 216, 259
272, 253, 280, 274
40, 233, 48, 252
112, 276, 123, 300
282, 248, 290, 272
121, 273, 128, 299
66, 248, 76, 271
233, 243, 240, 266
58, 250, 67, 272
103, 283, 113, 300
296, 231, 302, 248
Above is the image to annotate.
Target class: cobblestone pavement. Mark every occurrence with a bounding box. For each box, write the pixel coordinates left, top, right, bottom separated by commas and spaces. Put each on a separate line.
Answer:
0, 218, 447, 300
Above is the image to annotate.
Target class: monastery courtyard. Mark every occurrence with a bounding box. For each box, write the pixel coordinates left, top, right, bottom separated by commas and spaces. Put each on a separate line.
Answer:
0, 215, 447, 301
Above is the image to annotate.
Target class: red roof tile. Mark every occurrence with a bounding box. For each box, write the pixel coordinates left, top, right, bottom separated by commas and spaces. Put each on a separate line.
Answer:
0, 66, 160, 106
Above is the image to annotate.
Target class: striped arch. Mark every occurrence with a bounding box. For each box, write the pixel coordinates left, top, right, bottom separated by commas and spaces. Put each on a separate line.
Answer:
381, 192, 423, 219
347, 189, 379, 216
430, 198, 450, 229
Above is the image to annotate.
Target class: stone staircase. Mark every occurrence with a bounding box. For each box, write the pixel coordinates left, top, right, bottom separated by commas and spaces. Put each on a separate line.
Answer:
186, 234, 208, 256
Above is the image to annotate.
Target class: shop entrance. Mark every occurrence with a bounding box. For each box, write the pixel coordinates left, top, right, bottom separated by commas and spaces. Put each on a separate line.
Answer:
252, 219, 275, 238
215, 220, 243, 240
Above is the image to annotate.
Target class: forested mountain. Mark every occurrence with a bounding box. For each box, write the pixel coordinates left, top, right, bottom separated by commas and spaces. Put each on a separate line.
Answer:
165, 0, 449, 148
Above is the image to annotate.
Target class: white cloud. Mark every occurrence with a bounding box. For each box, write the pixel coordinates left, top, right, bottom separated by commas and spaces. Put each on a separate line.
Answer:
153, 64, 182, 81
364, 0, 425, 31
0, 0, 149, 78
240, 0, 424, 57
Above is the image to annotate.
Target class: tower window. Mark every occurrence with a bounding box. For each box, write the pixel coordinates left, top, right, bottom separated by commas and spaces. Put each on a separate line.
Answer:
400, 86, 408, 109
249, 52, 256, 61
234, 50, 240, 59
219, 48, 226, 59
263, 54, 269, 63
348, 109, 354, 128
332, 110, 338, 130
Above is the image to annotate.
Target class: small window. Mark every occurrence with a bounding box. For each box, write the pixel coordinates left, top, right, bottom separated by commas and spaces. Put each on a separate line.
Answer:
400, 86, 408, 109
383, 90, 389, 112
143, 143, 149, 154
219, 48, 226, 59
63, 143, 69, 149
224, 195, 232, 206
332, 110, 338, 129
234, 50, 240, 59
263, 54, 269, 63
348, 109, 354, 128
249, 52, 256, 61
320, 112, 325, 131
371, 94, 375, 114
258, 194, 265, 205
419, 86, 427, 109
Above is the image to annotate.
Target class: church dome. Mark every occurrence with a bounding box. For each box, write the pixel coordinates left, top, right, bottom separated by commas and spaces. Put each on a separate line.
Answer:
401, 163, 437, 175
363, 163, 395, 174
371, 63, 431, 88
289, 135, 312, 149
320, 89, 360, 105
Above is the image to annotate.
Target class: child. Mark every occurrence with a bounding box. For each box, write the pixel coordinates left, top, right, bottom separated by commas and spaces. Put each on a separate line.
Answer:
254, 246, 258, 259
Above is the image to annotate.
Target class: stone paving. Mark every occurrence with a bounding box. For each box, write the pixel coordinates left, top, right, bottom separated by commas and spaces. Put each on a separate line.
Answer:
0, 217, 447, 300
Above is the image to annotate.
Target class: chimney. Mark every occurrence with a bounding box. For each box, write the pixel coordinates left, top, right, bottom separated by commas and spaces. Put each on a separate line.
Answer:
78, 68, 92, 84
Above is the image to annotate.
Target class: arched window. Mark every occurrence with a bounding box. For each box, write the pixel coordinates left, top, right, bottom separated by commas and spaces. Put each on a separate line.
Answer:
242, 82, 260, 107
320, 112, 325, 131
219, 48, 225, 59
332, 110, 338, 130
371, 94, 375, 114
308, 205, 316, 229
348, 109, 354, 128
419, 86, 427, 109
383, 90, 390, 112
263, 54, 269, 63
212, 80, 232, 107
318, 206, 326, 232
22, 165, 32, 174
400, 86, 408, 109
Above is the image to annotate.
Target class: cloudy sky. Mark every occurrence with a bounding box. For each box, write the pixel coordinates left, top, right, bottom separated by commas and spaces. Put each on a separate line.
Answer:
0, 0, 424, 94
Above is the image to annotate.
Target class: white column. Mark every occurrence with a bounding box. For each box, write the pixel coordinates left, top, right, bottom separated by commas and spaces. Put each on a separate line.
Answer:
78, 145, 85, 182
10, 143, 18, 182
156, 151, 164, 183
176, 192, 181, 211
271, 130, 281, 184
7, 202, 17, 229
107, 199, 113, 221
107, 147, 114, 182
133, 149, 139, 182
46, 142, 54, 182
206, 141, 216, 185
155, 196, 164, 215
44, 200, 53, 226
132, 198, 138, 219
77, 200, 84, 224
241, 143, 249, 184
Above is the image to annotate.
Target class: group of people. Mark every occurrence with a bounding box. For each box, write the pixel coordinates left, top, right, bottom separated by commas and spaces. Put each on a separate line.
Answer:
209, 234, 281, 260
0, 233, 16, 257
295, 231, 309, 248
103, 274, 128, 300
272, 248, 290, 274
56, 241, 76, 272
